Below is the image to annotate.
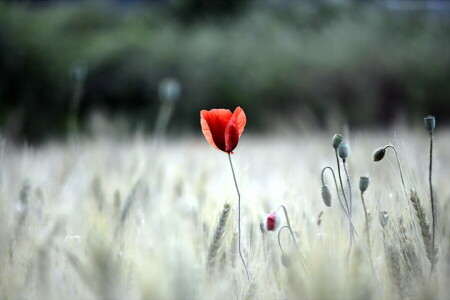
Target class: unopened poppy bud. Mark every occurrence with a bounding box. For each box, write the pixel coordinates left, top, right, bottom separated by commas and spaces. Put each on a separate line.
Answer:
70, 61, 87, 83
159, 78, 181, 103
373, 148, 386, 162
281, 253, 291, 268
332, 134, 343, 149
259, 221, 266, 234
359, 176, 369, 193
379, 211, 389, 228
321, 185, 332, 207
424, 115, 436, 133
266, 211, 280, 231
338, 143, 349, 160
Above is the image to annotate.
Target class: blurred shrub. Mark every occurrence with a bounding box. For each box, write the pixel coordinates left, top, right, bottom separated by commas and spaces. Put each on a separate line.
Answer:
0, 2, 449, 142
173, 0, 253, 22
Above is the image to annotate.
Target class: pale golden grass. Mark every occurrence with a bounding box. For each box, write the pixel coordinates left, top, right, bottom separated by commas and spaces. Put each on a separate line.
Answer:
0, 129, 449, 299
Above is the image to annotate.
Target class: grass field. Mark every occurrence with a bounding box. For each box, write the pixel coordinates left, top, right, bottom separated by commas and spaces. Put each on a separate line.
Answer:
0, 129, 449, 299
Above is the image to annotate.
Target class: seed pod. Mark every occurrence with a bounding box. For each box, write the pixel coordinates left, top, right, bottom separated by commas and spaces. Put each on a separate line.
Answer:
332, 134, 343, 149
159, 78, 181, 103
281, 253, 291, 268
321, 185, 332, 207
379, 211, 389, 228
424, 115, 436, 133
359, 176, 370, 193
373, 148, 386, 162
70, 62, 87, 83
337, 143, 349, 160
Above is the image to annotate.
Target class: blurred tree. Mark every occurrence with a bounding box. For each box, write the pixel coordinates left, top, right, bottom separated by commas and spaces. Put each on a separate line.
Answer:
173, 0, 253, 22
0, 2, 449, 143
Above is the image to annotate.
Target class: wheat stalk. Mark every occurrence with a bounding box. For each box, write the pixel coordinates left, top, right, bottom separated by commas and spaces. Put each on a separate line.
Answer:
207, 203, 231, 272
385, 244, 408, 299
409, 190, 437, 265
397, 217, 423, 280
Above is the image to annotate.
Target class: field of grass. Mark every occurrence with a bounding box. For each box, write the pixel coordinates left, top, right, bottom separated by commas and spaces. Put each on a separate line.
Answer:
0, 129, 449, 299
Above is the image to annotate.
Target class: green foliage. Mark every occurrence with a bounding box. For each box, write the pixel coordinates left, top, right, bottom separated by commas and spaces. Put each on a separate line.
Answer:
173, 0, 252, 22
0, 3, 449, 142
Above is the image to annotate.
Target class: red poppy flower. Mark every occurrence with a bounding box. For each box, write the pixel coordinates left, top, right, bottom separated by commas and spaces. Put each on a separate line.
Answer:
200, 107, 246, 153
266, 212, 278, 231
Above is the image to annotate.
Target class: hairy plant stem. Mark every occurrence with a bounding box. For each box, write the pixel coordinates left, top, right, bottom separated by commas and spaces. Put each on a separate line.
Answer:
228, 153, 250, 281
335, 150, 350, 212
384, 145, 421, 246
321, 167, 358, 236
277, 226, 290, 254
342, 160, 353, 260
277, 205, 308, 273
336, 150, 353, 246
361, 192, 375, 272
429, 132, 436, 275
384, 145, 408, 200
68, 69, 84, 138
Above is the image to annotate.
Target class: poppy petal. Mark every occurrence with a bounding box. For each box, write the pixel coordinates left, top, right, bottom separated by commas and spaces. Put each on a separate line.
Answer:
200, 109, 232, 152
232, 107, 246, 137
200, 110, 220, 151
225, 122, 239, 152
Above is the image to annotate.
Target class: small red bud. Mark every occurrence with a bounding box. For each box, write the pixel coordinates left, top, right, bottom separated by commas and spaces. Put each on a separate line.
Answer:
266, 212, 278, 231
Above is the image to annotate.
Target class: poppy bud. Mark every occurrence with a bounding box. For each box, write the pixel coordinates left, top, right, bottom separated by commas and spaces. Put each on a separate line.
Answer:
332, 134, 343, 150
159, 78, 181, 103
281, 253, 291, 268
424, 115, 436, 133
337, 143, 349, 160
266, 211, 280, 231
379, 211, 389, 228
321, 185, 332, 207
373, 148, 386, 162
359, 176, 369, 193
70, 61, 87, 83
259, 221, 266, 234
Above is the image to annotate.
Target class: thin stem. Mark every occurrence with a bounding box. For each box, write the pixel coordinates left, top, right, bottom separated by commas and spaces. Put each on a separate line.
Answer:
336, 150, 353, 245
277, 225, 290, 254
277, 205, 308, 273
321, 166, 358, 236
429, 132, 436, 275
361, 192, 374, 267
68, 77, 83, 132
343, 160, 353, 260
384, 145, 408, 200
335, 150, 349, 211
227, 153, 250, 281
384, 145, 421, 244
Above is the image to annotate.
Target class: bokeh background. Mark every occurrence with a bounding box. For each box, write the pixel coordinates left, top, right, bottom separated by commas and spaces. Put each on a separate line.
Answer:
1, 0, 449, 143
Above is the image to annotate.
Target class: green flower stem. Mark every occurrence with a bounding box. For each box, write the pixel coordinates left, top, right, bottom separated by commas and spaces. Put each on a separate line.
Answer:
228, 153, 250, 281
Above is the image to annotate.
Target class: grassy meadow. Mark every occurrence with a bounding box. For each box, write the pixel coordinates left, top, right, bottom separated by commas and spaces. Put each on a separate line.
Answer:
0, 128, 449, 299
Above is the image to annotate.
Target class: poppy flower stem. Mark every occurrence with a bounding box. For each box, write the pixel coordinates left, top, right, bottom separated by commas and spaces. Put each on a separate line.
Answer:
335, 150, 353, 246
428, 132, 436, 276
227, 153, 250, 281
342, 159, 353, 260
277, 225, 290, 254
277, 205, 308, 273
383, 145, 421, 245
335, 150, 350, 215
383, 145, 408, 200
360, 192, 374, 263
321, 167, 358, 237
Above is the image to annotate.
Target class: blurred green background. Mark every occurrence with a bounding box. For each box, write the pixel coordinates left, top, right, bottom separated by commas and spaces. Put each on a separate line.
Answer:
1, 0, 449, 142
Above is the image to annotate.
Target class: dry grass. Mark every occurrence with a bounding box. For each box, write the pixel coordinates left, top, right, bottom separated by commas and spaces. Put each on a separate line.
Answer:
0, 129, 449, 299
